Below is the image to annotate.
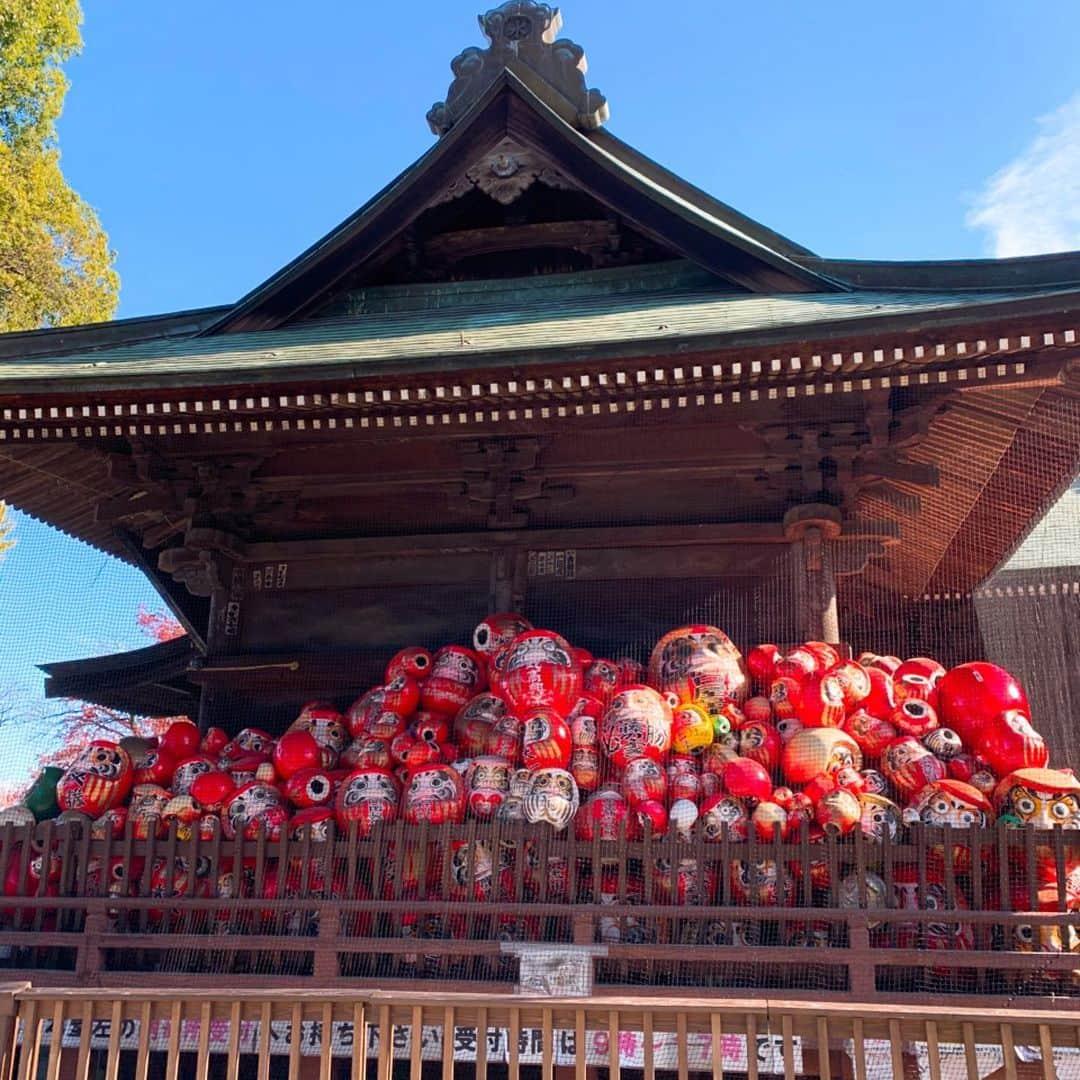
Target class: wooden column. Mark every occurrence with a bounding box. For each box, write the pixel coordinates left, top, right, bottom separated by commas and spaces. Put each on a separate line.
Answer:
489, 547, 529, 614
784, 504, 842, 645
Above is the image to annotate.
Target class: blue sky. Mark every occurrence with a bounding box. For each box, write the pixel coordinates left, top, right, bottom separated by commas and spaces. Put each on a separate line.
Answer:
59, 1, 1080, 317
2, 0, 1079, 781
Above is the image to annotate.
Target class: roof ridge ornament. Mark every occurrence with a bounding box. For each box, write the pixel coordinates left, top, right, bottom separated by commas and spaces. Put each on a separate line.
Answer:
427, 2, 609, 136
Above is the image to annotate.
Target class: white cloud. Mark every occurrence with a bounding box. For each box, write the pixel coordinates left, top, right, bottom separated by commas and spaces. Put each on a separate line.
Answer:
967, 93, 1080, 257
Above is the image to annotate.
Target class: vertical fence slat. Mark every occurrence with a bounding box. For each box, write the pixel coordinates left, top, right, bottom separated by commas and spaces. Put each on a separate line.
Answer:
0, 990, 16, 1080
851, 1018, 867, 1080
745, 1013, 758, 1080
289, 1004, 302, 1080
676, 1010, 688, 1080
257, 1001, 272, 1080
351, 1003, 366, 1080
195, 1001, 211, 1080
574, 1008, 586, 1080
104, 999, 123, 1080
962, 1022, 978, 1080
165, 1000, 182, 1080
135, 1000, 152, 1080
710, 1014, 724, 1080
443, 1006, 456, 1080
1025, 828, 1038, 909
319, 1003, 334, 1080
782, 1014, 795, 1080
816, 1017, 831, 1080
508, 1006, 520, 1080
476, 1006, 488, 1080
1000, 1024, 1017, 1080
43, 999, 65, 1080
409, 1007, 422, 1080
74, 1001, 93, 1080
14, 1000, 37, 1080
1038, 1024, 1055, 1080
925, 1020, 942, 1080
31, 822, 54, 936
377, 1004, 392, 1080
225, 1001, 241, 1080
608, 1010, 620, 1080
889, 1019, 904, 1080
643, 1009, 655, 1080
540, 1008, 552, 1080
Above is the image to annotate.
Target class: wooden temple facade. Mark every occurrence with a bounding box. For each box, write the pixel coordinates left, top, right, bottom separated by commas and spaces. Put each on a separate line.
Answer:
0, 3, 1079, 1074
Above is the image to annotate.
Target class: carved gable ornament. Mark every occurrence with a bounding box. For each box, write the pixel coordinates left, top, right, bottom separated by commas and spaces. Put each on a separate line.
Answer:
427, 2, 609, 136
429, 137, 572, 207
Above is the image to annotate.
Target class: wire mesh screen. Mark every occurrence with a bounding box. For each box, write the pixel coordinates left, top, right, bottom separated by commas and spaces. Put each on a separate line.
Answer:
0, 374, 1078, 1018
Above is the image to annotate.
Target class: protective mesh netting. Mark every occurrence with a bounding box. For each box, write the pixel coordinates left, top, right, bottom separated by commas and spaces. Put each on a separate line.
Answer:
0, 380, 1077, 1079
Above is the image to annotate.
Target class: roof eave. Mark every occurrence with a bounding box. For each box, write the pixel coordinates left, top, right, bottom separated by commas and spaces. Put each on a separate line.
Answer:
799, 251, 1080, 292
2, 286, 1077, 396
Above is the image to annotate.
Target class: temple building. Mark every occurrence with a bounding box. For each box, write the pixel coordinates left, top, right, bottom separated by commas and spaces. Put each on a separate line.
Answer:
0, 6, 1078, 1071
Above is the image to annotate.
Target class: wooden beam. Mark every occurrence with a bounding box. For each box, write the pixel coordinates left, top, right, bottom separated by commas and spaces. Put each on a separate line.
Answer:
241, 522, 791, 564
115, 530, 209, 654
422, 220, 619, 262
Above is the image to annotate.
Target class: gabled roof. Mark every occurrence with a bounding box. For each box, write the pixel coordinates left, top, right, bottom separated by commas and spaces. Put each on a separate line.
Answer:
206, 70, 842, 334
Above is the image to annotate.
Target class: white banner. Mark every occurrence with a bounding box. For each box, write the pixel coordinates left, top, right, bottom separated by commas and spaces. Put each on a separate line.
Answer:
27, 1017, 799, 1070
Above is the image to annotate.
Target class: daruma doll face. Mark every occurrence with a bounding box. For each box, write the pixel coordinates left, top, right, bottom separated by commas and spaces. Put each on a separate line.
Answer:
335, 768, 400, 835
403, 764, 465, 825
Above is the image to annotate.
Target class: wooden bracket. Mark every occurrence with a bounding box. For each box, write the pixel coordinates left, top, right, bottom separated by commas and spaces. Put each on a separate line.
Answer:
451, 437, 575, 528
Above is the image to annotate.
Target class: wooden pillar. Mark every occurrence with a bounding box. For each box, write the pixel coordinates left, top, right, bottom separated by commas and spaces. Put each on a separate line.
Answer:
784, 504, 842, 645
489, 548, 529, 614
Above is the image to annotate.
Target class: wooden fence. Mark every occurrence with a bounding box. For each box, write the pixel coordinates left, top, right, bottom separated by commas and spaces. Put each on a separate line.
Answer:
4, 985, 1080, 1080
1, 818, 1079, 1003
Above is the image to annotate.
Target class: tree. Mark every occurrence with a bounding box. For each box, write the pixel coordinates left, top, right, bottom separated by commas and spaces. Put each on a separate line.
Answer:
136, 603, 187, 643
0, 608, 186, 803
0, 1, 118, 330
0, 501, 12, 557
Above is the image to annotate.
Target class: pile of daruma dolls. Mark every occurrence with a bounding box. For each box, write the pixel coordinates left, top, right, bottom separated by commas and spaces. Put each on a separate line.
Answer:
5, 616, 1079, 951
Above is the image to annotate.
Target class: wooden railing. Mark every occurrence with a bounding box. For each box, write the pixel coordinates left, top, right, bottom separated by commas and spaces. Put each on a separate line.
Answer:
1, 818, 1079, 1003
4, 984, 1080, 1079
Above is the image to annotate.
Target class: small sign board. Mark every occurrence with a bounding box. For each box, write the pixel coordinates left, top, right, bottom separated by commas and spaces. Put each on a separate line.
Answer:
501, 942, 608, 997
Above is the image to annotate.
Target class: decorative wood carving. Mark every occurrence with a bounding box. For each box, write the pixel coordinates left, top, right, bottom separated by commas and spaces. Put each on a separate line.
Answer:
428, 137, 572, 208
98, 446, 301, 546
449, 437, 574, 528
427, 2, 609, 136
753, 395, 944, 525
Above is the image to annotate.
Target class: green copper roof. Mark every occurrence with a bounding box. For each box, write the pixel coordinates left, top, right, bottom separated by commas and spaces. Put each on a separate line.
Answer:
0, 276, 1074, 390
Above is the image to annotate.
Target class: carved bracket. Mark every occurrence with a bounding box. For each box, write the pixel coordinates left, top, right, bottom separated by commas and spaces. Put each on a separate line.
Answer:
158, 528, 248, 599
99, 447, 295, 550
427, 2, 609, 135
449, 437, 574, 528
755, 398, 942, 527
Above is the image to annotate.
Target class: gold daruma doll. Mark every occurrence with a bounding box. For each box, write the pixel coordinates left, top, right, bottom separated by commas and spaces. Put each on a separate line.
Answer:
649, 625, 748, 715
781, 728, 862, 786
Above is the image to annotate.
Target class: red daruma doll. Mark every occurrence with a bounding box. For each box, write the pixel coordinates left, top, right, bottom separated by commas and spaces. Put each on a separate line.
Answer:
421, 646, 486, 716
521, 709, 572, 771
335, 768, 400, 836
403, 764, 466, 825
472, 614, 533, 658
501, 630, 583, 716
601, 686, 673, 770
466, 756, 512, 820
57, 742, 133, 816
